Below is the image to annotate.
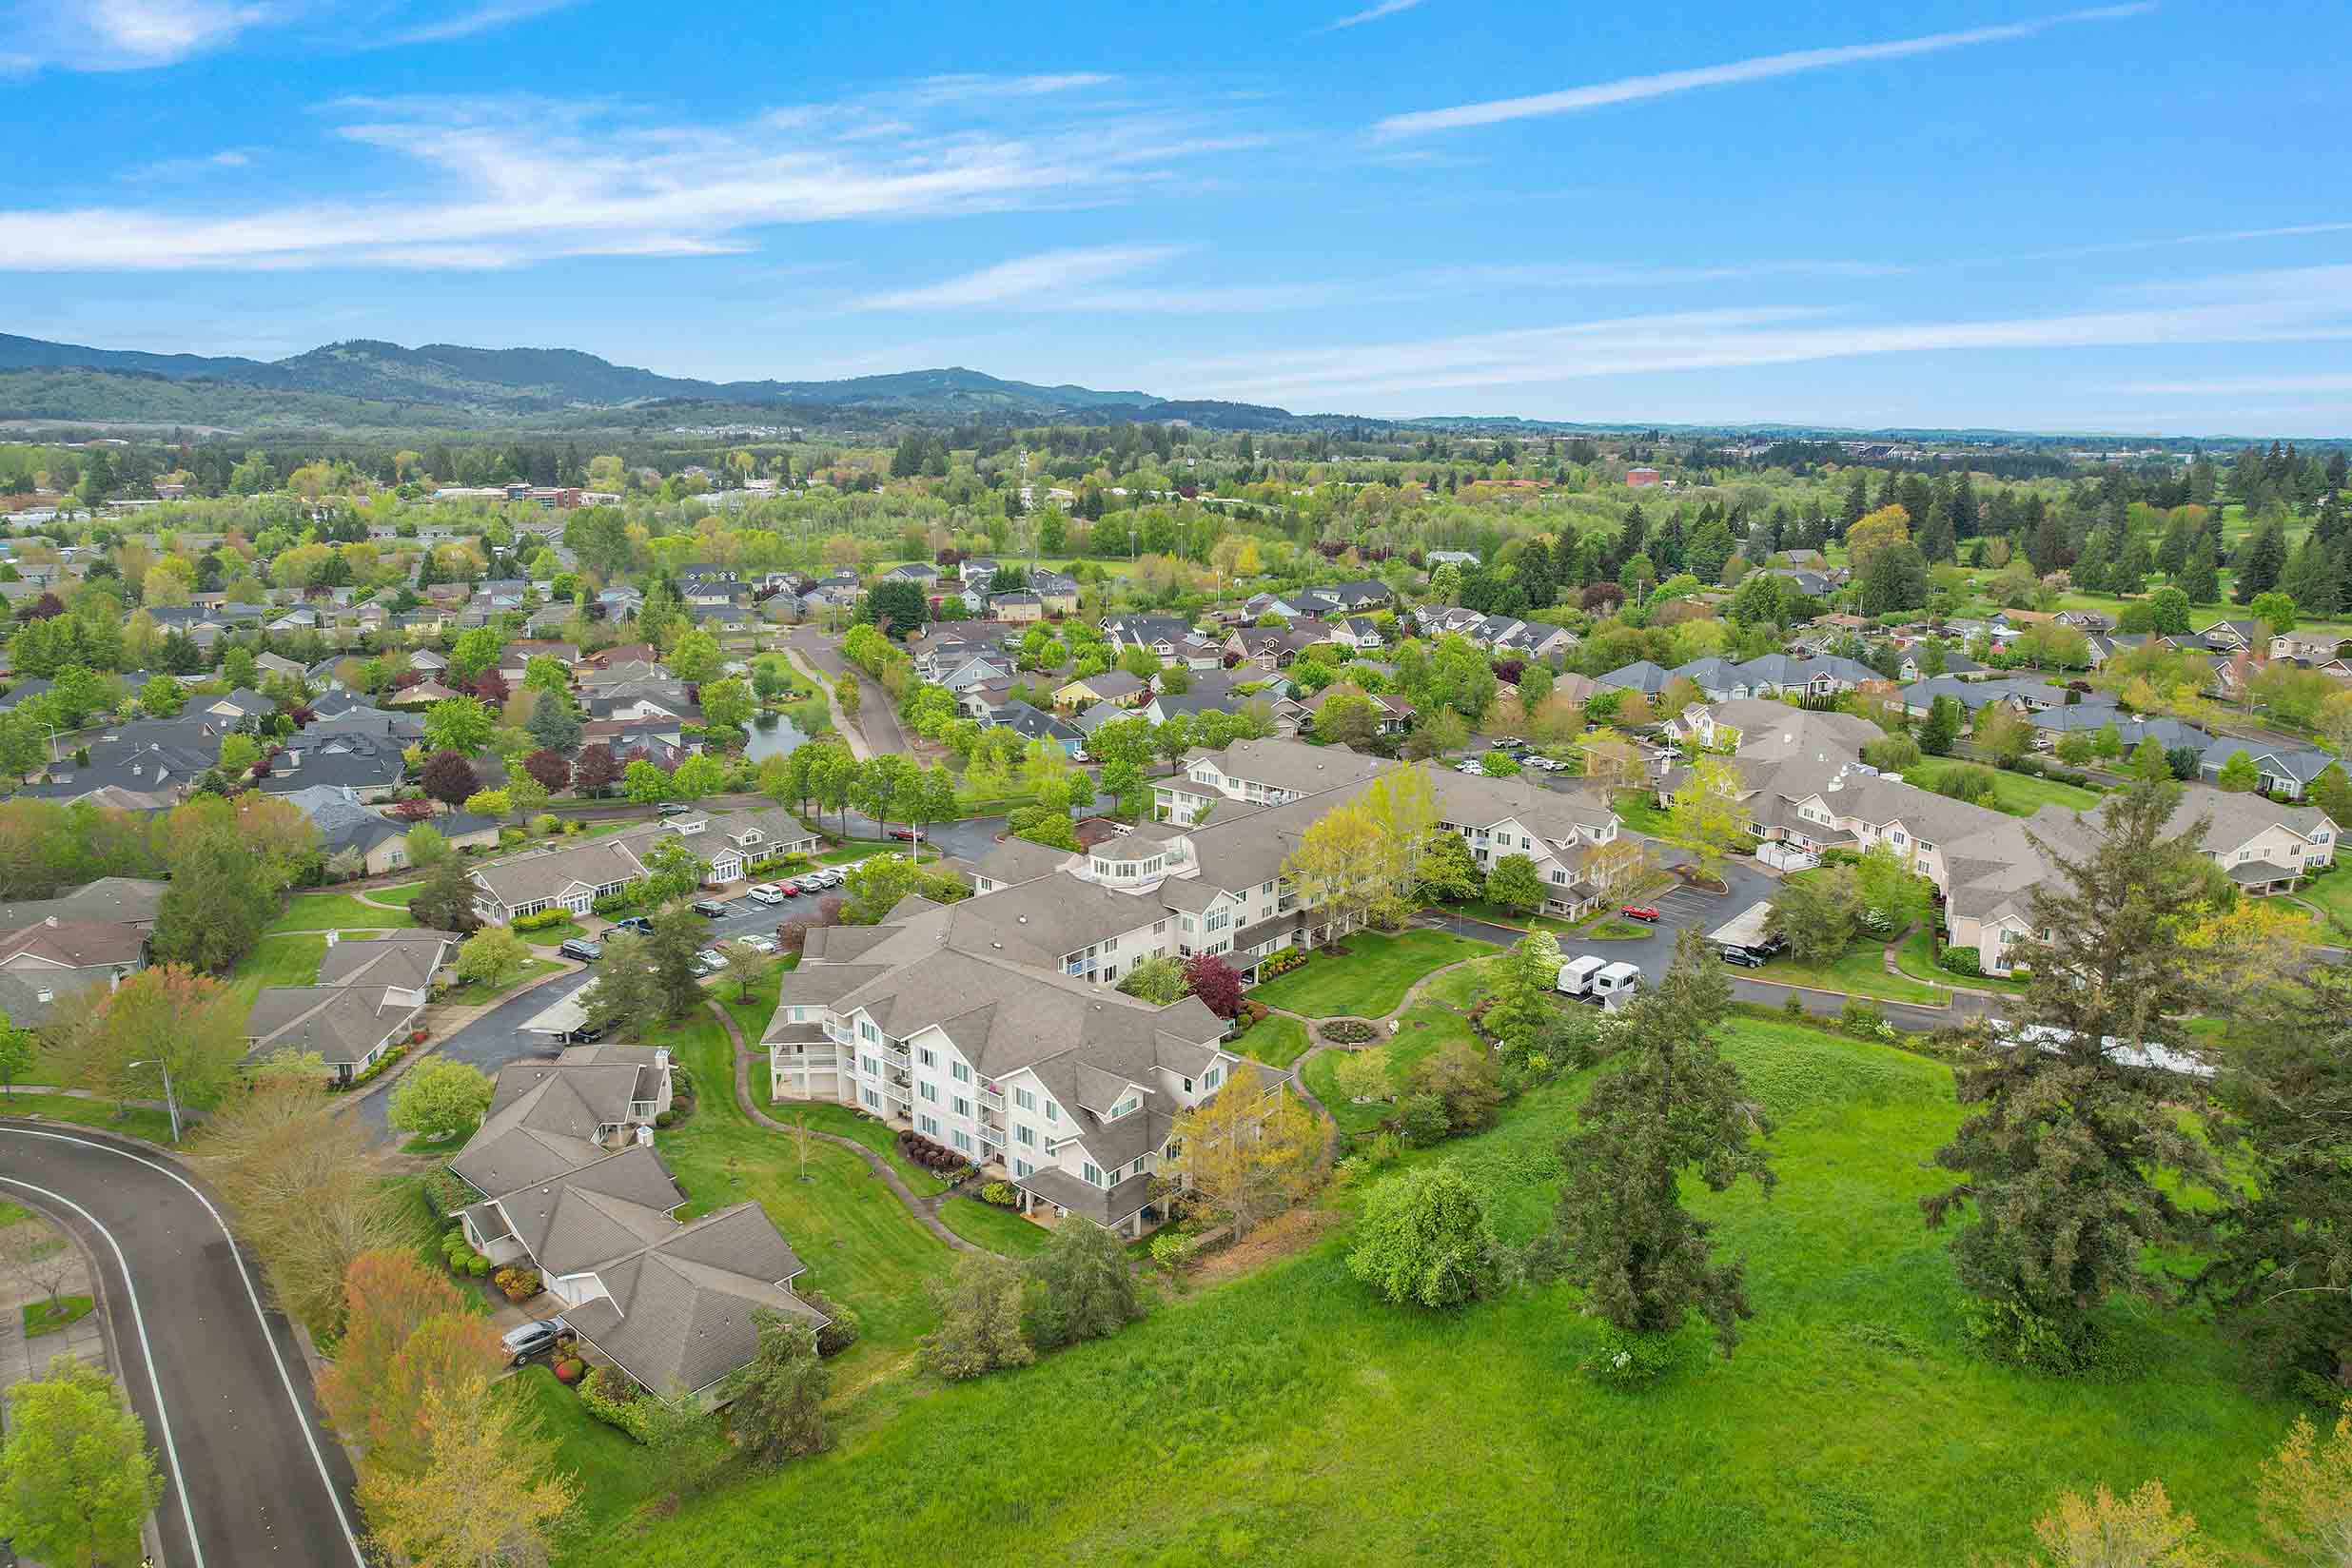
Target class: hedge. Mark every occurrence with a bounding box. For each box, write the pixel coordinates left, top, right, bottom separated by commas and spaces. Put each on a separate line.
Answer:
1257, 947, 1307, 980
578, 1363, 657, 1441
512, 909, 571, 932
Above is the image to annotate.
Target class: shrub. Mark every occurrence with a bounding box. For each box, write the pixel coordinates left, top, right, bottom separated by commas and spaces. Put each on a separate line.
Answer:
511, 909, 569, 932
803, 1288, 862, 1358
979, 1181, 1018, 1207
493, 1266, 542, 1303
895, 1129, 970, 1174
1148, 1230, 1200, 1271
1584, 1323, 1693, 1389
1257, 947, 1307, 979
1782, 990, 1806, 1018
1839, 996, 1883, 1039
1937, 944, 1983, 977
529, 813, 560, 836
468, 1251, 491, 1277
654, 1110, 675, 1128
579, 1364, 657, 1440
1393, 1091, 1451, 1147
420, 1166, 472, 1219
1322, 1020, 1377, 1044
553, 1358, 584, 1384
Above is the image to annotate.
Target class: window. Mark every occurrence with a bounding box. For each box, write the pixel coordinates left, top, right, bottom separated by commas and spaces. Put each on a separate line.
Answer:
1128, 1158, 1147, 1179
919, 1114, 938, 1135
1262, 880, 1275, 895
1205, 1067, 1222, 1089
1016, 1125, 1034, 1147
953, 1096, 971, 1119
1014, 1088, 1036, 1111
861, 1088, 880, 1110
1046, 1101, 1059, 1123
918, 1048, 935, 1068
1110, 1096, 1137, 1119
860, 1055, 878, 1077
1153, 919, 1167, 934
1082, 1162, 1104, 1186
1182, 1076, 1193, 1094
858, 1020, 877, 1043
1014, 1158, 1033, 1178
954, 1131, 973, 1153
951, 1062, 970, 1084
919, 1082, 936, 1102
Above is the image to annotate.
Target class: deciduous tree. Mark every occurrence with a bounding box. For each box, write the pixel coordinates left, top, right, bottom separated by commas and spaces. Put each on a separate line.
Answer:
1025, 1217, 1145, 1350
357, 1373, 578, 1568
1347, 1162, 1499, 1309
386, 1057, 495, 1142
722, 1309, 832, 1466
0, 1358, 164, 1568
1166, 1061, 1320, 1234
919, 1252, 1034, 1382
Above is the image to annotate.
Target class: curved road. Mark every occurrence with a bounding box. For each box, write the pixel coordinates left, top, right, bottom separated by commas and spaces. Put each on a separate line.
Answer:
0, 1124, 364, 1568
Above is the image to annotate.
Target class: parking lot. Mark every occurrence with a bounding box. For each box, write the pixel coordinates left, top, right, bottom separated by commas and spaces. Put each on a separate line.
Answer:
1638, 882, 1733, 929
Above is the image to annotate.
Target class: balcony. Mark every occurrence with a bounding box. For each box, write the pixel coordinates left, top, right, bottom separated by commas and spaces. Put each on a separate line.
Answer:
880, 1038, 911, 1065
980, 1124, 1006, 1149
879, 1080, 911, 1106
980, 1085, 1006, 1110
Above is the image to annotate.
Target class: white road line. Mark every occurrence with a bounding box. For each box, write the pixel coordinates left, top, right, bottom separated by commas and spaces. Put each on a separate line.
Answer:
0, 1176, 204, 1568
0, 1128, 368, 1566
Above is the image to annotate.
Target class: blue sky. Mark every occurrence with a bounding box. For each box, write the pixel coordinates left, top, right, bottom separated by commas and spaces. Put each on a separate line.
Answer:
5, 0, 2350, 436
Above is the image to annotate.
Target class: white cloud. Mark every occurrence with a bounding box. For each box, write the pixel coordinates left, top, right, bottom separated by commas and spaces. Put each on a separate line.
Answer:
854, 246, 1185, 309
380, 0, 580, 46
1149, 265, 2352, 409
1326, 0, 1425, 29
1419, 259, 1911, 288
0, 85, 1227, 271
1373, 4, 2156, 137
7, 0, 272, 71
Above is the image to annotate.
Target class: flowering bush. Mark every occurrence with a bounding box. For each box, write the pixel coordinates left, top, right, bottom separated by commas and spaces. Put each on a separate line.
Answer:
493, 1266, 542, 1303
1257, 947, 1307, 979
1322, 1020, 1377, 1045
511, 909, 570, 932
553, 1358, 584, 1385
1583, 1324, 1688, 1389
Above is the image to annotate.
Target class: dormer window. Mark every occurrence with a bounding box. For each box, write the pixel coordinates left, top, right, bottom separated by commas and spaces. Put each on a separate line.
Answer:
1109, 1095, 1138, 1120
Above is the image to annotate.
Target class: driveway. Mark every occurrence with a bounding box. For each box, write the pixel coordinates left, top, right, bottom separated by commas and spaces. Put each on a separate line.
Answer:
0, 1125, 366, 1566
357, 970, 598, 1141
786, 626, 910, 755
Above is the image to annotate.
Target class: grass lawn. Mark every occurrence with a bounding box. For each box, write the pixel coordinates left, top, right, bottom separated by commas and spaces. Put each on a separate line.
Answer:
1613, 789, 1676, 836
437, 956, 565, 1009
22, 1295, 93, 1336
225, 932, 329, 1018
0, 1090, 179, 1145
755, 1095, 951, 1199
1420, 955, 1509, 1013
1754, 940, 1950, 1006
1434, 899, 1580, 937
400, 1130, 470, 1156
513, 918, 591, 950
264, 892, 421, 934
1302, 1003, 1484, 1134
2288, 869, 2352, 937
1583, 916, 1651, 940
1905, 764, 2105, 818
1232, 1014, 1311, 1069
937, 1197, 1051, 1258
505, 1365, 668, 1541
615, 1012, 2300, 1567
1891, 929, 2029, 995
645, 974, 953, 1373
1248, 930, 1496, 1019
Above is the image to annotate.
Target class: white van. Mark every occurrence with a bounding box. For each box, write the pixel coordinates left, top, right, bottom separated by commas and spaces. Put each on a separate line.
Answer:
1588, 961, 1644, 1003
1555, 955, 1608, 996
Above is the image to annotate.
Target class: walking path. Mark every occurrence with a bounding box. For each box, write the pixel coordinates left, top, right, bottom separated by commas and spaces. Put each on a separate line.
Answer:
782, 648, 872, 761
705, 1000, 985, 1255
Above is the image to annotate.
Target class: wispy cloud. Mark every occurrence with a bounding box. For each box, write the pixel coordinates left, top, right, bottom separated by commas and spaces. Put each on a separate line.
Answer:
1373, 4, 2156, 137
1326, 0, 1425, 29
855, 245, 1186, 309
380, 0, 580, 46
122, 146, 258, 181
1149, 264, 2352, 409
0, 83, 1234, 271
2106, 373, 2352, 398
1420, 259, 1911, 288
5, 0, 273, 72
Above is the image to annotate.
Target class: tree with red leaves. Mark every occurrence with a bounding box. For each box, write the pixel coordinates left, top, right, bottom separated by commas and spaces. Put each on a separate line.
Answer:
570, 744, 621, 797
1182, 953, 1245, 1018
470, 669, 509, 705
420, 750, 479, 811
521, 749, 571, 794
14, 592, 64, 622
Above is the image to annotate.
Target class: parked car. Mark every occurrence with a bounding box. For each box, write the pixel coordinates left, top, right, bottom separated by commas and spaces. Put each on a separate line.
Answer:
1620, 905, 1660, 923
500, 1315, 568, 1365
692, 899, 731, 918
693, 948, 728, 973
1718, 946, 1767, 969
743, 935, 779, 954
887, 827, 920, 841
559, 938, 603, 961
748, 883, 786, 905
609, 916, 654, 936
560, 1023, 605, 1044
656, 802, 692, 816
774, 878, 804, 896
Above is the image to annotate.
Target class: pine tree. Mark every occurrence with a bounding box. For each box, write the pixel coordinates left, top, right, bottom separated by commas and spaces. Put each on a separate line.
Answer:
2234, 519, 2290, 603
2180, 545, 2221, 605
1925, 779, 2225, 1366
1540, 931, 1774, 1355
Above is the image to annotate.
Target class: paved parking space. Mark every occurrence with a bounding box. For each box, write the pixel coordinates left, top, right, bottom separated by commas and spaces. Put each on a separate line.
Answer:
1648, 884, 1735, 926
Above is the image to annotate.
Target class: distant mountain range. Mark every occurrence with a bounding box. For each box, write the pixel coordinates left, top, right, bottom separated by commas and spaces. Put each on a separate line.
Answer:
0, 332, 1308, 431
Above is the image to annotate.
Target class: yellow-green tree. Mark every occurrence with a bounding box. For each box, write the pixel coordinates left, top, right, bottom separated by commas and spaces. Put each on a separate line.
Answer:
1282, 800, 1387, 945
1663, 755, 1746, 885
358, 1373, 578, 1568
1166, 1061, 1322, 1234
1359, 767, 1437, 926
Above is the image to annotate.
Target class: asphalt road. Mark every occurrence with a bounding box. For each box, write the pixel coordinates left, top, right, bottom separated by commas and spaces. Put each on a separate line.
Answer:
0, 1124, 366, 1568
357, 969, 600, 1140
786, 625, 910, 755
1416, 849, 2010, 1032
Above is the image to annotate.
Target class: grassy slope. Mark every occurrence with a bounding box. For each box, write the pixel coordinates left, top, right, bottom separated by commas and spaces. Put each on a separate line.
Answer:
1233, 1015, 1311, 1069
1249, 931, 1495, 1019
936, 1197, 1050, 1258
263, 892, 420, 934
754, 1093, 951, 1199
1754, 941, 1947, 1006
0, 1090, 178, 1144
612, 1015, 2294, 1567
1302, 1003, 1483, 1134
1906, 764, 2104, 818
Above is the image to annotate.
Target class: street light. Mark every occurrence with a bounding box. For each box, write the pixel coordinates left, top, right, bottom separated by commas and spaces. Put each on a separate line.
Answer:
126, 1057, 181, 1144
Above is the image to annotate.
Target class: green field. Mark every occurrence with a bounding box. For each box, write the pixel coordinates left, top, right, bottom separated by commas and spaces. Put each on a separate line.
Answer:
936, 1196, 1051, 1258
1754, 940, 1948, 1006
263, 892, 421, 934
1891, 929, 2029, 995
1299, 1003, 1484, 1134
595, 1014, 2296, 1566
1906, 764, 2104, 818
1248, 930, 1495, 1019
1232, 1014, 1311, 1068
436, 956, 564, 1008
753, 1094, 951, 1199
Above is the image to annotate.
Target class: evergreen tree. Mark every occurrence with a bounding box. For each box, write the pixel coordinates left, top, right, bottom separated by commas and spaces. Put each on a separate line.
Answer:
2234, 519, 2290, 604
1539, 931, 1774, 1355
1924, 779, 2225, 1367
721, 1309, 833, 1465
526, 690, 581, 755
2281, 535, 2339, 618
2179, 545, 2220, 605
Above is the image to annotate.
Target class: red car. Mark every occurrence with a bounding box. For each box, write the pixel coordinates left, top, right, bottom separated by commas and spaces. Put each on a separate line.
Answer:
888, 827, 921, 841
1619, 905, 1660, 923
